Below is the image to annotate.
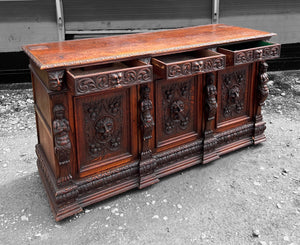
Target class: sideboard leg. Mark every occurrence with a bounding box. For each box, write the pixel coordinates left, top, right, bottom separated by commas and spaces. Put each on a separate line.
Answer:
253, 62, 269, 144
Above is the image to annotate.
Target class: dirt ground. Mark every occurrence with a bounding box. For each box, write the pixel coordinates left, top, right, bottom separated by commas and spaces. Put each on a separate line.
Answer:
0, 70, 299, 245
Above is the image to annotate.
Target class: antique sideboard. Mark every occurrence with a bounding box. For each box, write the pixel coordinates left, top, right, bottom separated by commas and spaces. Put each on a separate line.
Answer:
23, 24, 280, 221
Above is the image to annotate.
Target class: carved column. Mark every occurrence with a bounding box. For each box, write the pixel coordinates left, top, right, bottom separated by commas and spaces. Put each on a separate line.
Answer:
203, 73, 219, 163
139, 85, 158, 189
253, 61, 269, 144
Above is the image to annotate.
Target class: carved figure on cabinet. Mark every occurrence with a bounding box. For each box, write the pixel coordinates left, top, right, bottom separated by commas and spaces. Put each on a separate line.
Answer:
257, 62, 269, 106
205, 73, 217, 121
140, 86, 154, 142
53, 104, 71, 165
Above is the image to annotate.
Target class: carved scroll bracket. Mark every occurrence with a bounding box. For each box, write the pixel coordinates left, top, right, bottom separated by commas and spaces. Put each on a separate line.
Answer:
48, 70, 64, 91
52, 104, 72, 185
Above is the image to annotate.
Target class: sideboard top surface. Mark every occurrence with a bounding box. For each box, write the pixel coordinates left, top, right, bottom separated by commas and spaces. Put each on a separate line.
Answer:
22, 24, 275, 70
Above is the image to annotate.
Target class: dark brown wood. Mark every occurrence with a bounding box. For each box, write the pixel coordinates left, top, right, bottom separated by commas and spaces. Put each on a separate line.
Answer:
23, 24, 280, 221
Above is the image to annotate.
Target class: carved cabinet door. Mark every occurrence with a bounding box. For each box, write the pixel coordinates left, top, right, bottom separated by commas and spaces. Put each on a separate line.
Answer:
74, 87, 138, 177
216, 64, 254, 131
155, 76, 202, 152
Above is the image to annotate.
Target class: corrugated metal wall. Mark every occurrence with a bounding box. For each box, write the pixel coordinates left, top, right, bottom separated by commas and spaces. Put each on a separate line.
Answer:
64, 0, 211, 31
219, 0, 300, 44
0, 0, 58, 52
0, 0, 299, 52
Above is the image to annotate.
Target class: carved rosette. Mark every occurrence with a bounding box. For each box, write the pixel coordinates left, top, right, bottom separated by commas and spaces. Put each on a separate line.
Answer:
162, 81, 192, 135
257, 62, 269, 106
48, 70, 64, 91
166, 56, 225, 79
52, 104, 72, 184
75, 67, 152, 95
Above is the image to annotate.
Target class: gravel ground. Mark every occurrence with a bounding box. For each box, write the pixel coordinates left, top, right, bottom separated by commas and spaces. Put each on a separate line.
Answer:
0, 70, 300, 245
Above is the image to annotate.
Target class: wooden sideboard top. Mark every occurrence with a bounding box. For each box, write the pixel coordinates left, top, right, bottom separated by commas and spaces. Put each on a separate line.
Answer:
22, 24, 275, 70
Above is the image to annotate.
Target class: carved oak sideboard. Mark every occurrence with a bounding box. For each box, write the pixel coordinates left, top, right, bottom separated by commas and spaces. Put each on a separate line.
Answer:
23, 24, 280, 221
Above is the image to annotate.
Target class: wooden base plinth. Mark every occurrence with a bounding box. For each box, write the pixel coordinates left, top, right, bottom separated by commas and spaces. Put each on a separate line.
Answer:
139, 175, 160, 189
36, 155, 82, 222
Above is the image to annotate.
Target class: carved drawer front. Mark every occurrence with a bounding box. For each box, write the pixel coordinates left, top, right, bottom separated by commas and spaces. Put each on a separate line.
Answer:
217, 41, 281, 66
67, 60, 152, 95
155, 77, 200, 148
151, 50, 225, 79
74, 88, 138, 176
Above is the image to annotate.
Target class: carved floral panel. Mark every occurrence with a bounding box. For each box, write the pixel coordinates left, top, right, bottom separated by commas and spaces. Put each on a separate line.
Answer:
218, 66, 249, 124
156, 77, 196, 144
75, 90, 130, 168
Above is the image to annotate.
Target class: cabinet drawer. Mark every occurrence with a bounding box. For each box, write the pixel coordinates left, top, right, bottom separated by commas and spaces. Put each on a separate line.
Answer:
151, 50, 225, 79
67, 60, 152, 95
217, 41, 281, 66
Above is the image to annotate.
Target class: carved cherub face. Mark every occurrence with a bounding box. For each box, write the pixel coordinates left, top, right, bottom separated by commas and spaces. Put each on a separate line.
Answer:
255, 49, 263, 59
110, 72, 123, 86
192, 61, 204, 72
